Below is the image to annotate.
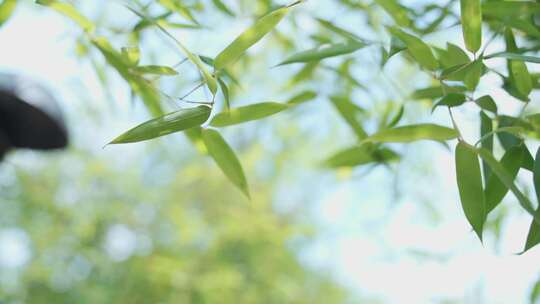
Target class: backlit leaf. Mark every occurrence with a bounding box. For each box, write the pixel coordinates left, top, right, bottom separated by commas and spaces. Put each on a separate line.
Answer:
455, 141, 485, 240
210, 102, 289, 127
109, 106, 211, 144
0, 0, 17, 28
202, 129, 250, 198
277, 41, 366, 66
388, 27, 439, 70
524, 147, 540, 252
460, 0, 482, 53
132, 65, 178, 76
365, 124, 458, 143
36, 0, 95, 33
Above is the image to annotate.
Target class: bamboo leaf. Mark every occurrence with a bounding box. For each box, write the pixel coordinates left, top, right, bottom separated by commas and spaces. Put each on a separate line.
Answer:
365, 124, 458, 143
212, 0, 235, 17
109, 106, 211, 144
330, 95, 367, 140
455, 142, 485, 240
121, 47, 140, 67
375, 0, 412, 27
323, 145, 399, 168
504, 28, 532, 97
132, 65, 178, 76
202, 129, 250, 198
36, 0, 95, 32
388, 27, 439, 70
485, 52, 540, 64
480, 111, 493, 185
214, 6, 289, 70
287, 90, 317, 105
0, 0, 17, 28
475, 95, 497, 114
432, 93, 467, 111
277, 41, 366, 66
524, 147, 540, 252
460, 0, 482, 53
210, 102, 289, 127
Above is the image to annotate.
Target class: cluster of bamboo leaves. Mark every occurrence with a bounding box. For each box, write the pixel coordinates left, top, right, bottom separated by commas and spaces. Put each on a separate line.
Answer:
25, 0, 540, 252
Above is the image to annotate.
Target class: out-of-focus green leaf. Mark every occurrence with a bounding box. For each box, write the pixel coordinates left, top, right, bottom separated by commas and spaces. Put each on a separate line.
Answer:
388, 27, 439, 70
432, 93, 467, 110
157, 0, 199, 24
287, 90, 317, 105
411, 85, 466, 100
504, 28, 532, 97
109, 106, 211, 144
323, 145, 399, 168
463, 57, 483, 90
475, 95, 497, 114
483, 1, 540, 19
214, 6, 289, 70
212, 0, 235, 16
497, 116, 534, 171
460, 0, 482, 53
387, 105, 404, 128
455, 141, 485, 240
0, 0, 17, 28
202, 128, 250, 198
436, 43, 470, 68
277, 41, 366, 66
365, 124, 458, 143
132, 65, 178, 76
36, 0, 95, 32
217, 78, 230, 110
210, 102, 289, 127
375, 0, 412, 27
484, 145, 523, 214
121, 46, 140, 67
316, 18, 364, 42
330, 95, 367, 140
524, 147, 540, 253
480, 111, 493, 185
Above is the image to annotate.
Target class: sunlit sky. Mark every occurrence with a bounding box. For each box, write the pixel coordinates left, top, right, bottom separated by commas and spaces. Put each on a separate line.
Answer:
1, 1, 540, 303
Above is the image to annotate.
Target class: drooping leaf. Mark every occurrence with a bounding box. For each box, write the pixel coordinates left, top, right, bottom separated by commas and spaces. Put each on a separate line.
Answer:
460, 0, 482, 53
214, 6, 289, 70
121, 47, 140, 67
497, 116, 534, 171
36, 0, 95, 32
0, 0, 17, 28
132, 65, 178, 76
202, 128, 250, 198
504, 28, 532, 97
484, 145, 523, 215
455, 141, 485, 240
210, 102, 289, 127
287, 90, 317, 105
277, 41, 366, 66
109, 106, 211, 144
365, 124, 458, 143
330, 95, 367, 140
375, 0, 412, 27
480, 111, 493, 186
388, 27, 439, 70
524, 147, 540, 252
217, 77, 230, 110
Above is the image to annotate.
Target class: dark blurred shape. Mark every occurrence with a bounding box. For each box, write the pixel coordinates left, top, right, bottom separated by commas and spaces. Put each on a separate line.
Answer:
0, 73, 68, 160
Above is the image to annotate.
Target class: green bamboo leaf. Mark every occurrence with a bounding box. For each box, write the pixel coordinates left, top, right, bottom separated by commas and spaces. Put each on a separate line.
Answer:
455, 142, 485, 240
365, 124, 458, 143
375, 0, 412, 27
202, 129, 250, 198
277, 41, 366, 66
212, 0, 235, 17
388, 27, 439, 70
315, 18, 364, 42
475, 95, 497, 114
0, 0, 17, 28
505, 28, 532, 97
485, 52, 540, 64
477, 147, 537, 217
121, 47, 140, 67
109, 106, 211, 144
411, 85, 466, 100
387, 105, 404, 128
460, 0, 482, 53
210, 102, 289, 127
432, 93, 467, 111
436, 43, 470, 68
323, 145, 399, 168
217, 78, 230, 110
483, 1, 540, 19
157, 0, 199, 24
524, 147, 540, 252
36, 0, 95, 33
132, 65, 178, 76
214, 6, 289, 70
287, 90, 317, 105
330, 95, 367, 140
484, 145, 523, 215
463, 58, 483, 90
480, 111, 493, 185
497, 116, 535, 171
